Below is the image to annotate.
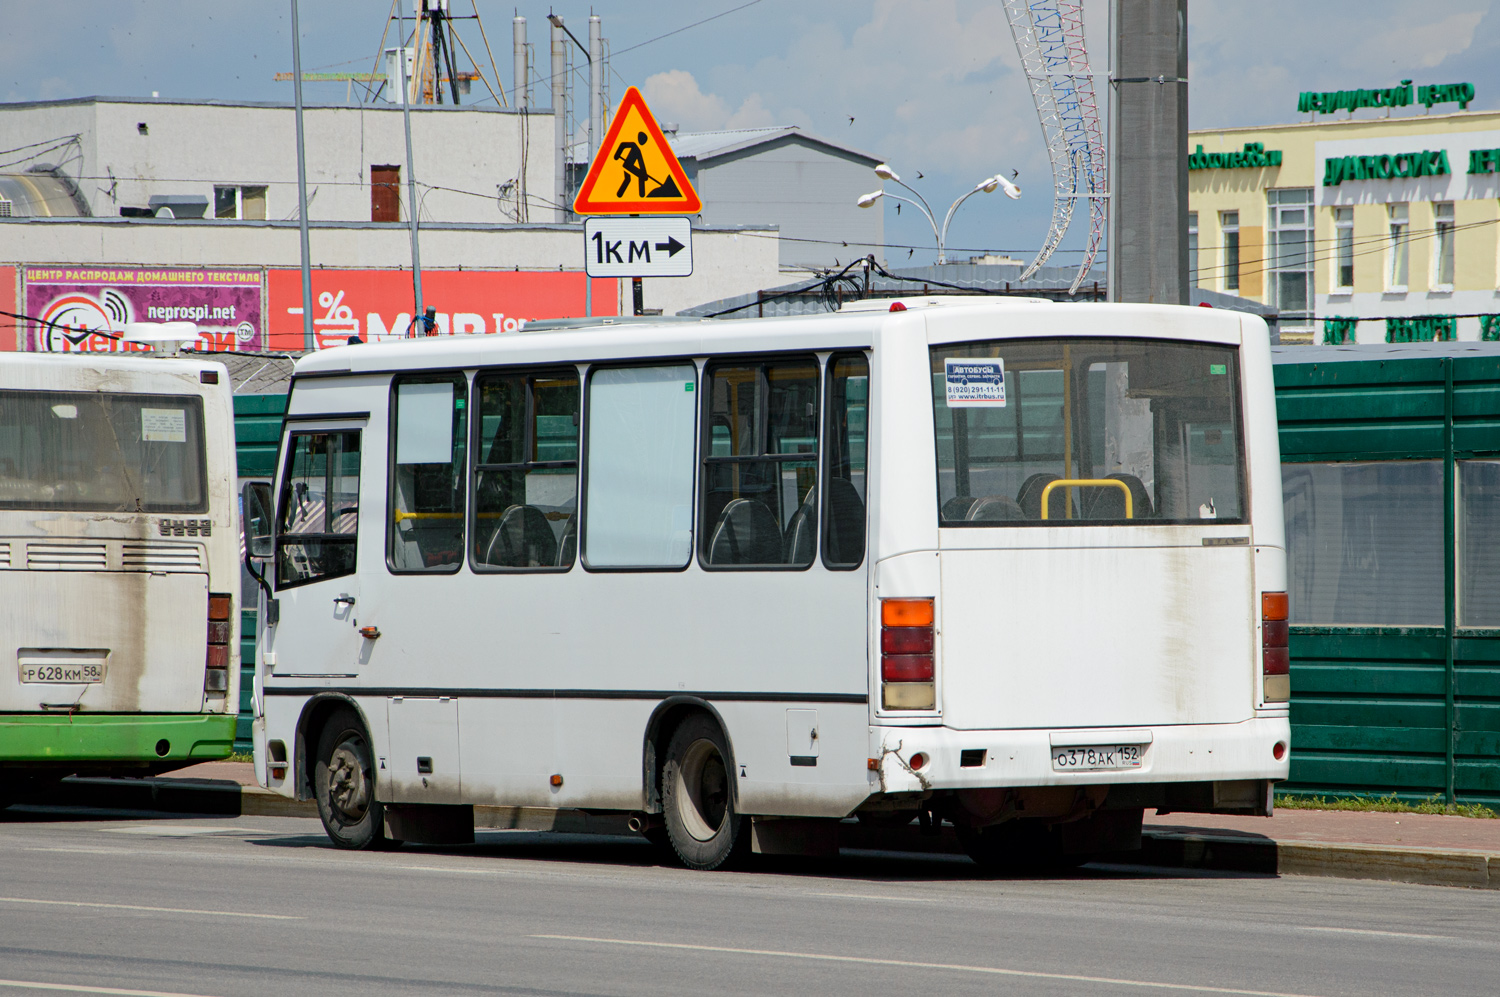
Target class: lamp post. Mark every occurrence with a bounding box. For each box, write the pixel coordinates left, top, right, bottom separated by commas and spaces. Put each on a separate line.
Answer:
858, 163, 1020, 265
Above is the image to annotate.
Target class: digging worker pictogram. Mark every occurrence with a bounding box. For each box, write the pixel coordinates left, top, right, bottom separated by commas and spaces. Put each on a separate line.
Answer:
614, 132, 651, 198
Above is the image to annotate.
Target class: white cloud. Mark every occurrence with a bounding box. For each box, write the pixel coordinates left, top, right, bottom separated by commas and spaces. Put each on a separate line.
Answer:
642, 69, 776, 132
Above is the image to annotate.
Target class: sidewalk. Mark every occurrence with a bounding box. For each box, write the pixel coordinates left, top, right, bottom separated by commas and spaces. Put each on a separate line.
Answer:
25, 762, 1500, 890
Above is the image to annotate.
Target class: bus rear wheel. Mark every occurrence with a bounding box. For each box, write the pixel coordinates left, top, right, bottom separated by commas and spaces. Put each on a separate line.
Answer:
314, 707, 390, 850
661, 715, 747, 870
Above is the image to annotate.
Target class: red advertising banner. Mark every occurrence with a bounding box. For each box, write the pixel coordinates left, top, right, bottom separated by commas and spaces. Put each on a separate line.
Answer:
22, 266, 264, 353
1, 267, 16, 351
267, 269, 618, 351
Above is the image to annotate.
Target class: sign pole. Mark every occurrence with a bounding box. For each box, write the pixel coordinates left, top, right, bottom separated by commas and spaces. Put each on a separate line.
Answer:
397, 2, 424, 328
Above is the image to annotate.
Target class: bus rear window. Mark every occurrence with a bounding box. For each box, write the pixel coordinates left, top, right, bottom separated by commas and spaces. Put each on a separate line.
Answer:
0, 389, 207, 513
931, 338, 1245, 526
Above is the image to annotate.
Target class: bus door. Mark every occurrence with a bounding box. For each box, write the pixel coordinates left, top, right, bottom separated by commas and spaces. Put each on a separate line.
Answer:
267, 423, 367, 678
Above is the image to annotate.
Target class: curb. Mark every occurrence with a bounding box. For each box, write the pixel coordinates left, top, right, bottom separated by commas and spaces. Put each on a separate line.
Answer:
21, 779, 1498, 890
1140, 829, 1499, 890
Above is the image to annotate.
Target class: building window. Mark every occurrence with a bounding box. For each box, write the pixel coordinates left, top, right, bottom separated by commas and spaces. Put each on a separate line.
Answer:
1388, 202, 1410, 290
1220, 211, 1240, 291
1268, 188, 1314, 329
1187, 212, 1199, 288
371, 165, 400, 222
1334, 206, 1354, 291
213, 185, 267, 220
1434, 202, 1455, 290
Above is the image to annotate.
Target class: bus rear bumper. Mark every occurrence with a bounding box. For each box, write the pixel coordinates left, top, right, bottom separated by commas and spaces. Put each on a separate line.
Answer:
870, 716, 1291, 795
0, 713, 236, 767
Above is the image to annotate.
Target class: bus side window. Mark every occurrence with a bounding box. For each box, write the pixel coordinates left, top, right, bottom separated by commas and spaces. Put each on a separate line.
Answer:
277, 431, 360, 588
823, 353, 868, 568
472, 369, 580, 570
388, 374, 467, 573
583, 364, 697, 569
700, 357, 819, 568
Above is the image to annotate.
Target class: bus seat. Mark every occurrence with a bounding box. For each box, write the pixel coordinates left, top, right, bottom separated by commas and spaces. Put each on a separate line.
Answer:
1016, 473, 1072, 520
707, 498, 782, 565
556, 513, 577, 567
941, 495, 979, 521
783, 500, 816, 565
1081, 473, 1155, 520
825, 477, 866, 563
966, 494, 1025, 522
484, 504, 558, 567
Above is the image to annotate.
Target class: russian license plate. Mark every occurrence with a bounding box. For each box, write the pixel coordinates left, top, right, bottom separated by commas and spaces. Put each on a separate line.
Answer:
19, 661, 105, 684
1051, 744, 1145, 771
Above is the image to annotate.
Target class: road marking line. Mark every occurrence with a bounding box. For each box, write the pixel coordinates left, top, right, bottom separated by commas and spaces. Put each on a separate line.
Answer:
0, 979, 224, 997
0, 897, 302, 921
530, 935, 1328, 997
806, 892, 942, 903
102, 826, 253, 837
1299, 925, 1453, 941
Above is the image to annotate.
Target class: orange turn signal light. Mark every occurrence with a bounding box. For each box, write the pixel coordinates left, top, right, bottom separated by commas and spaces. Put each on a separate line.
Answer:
1262, 592, 1288, 622
882, 598, 934, 628
550, 774, 564, 788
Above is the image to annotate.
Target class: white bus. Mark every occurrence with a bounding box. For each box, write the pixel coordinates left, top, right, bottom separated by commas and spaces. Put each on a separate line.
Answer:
1, 353, 241, 798
245, 299, 1290, 869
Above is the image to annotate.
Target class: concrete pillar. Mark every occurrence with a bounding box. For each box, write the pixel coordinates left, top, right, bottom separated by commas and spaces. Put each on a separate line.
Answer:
1107, 0, 1188, 304
551, 20, 568, 222
512, 16, 528, 109
588, 15, 603, 168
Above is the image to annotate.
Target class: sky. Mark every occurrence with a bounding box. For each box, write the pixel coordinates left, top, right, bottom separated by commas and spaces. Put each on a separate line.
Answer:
4, 1, 1499, 270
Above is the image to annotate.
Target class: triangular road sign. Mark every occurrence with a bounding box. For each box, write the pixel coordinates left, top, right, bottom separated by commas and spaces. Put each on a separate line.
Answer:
573, 86, 702, 215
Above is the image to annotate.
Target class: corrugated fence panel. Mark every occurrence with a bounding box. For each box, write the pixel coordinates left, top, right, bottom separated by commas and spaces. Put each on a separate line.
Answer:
1277, 354, 1500, 805
1286, 629, 1449, 799
233, 391, 286, 752
234, 392, 287, 480
1273, 357, 1446, 460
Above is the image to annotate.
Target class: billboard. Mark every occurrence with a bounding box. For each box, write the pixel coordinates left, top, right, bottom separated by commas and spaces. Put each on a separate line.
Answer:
1, 266, 15, 351
23, 266, 264, 353
267, 269, 619, 351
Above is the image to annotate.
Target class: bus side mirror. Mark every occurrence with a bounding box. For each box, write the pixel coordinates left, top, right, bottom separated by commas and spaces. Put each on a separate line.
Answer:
242, 481, 275, 560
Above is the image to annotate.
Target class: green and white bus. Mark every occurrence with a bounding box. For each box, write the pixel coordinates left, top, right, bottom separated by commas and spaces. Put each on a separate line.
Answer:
0, 352, 241, 799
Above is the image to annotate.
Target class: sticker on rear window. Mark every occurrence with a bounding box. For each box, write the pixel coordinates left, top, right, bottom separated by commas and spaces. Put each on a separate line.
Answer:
141, 408, 186, 443
944, 358, 1006, 407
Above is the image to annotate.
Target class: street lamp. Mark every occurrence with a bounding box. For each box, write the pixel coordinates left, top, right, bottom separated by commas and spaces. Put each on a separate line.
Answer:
859, 164, 1020, 265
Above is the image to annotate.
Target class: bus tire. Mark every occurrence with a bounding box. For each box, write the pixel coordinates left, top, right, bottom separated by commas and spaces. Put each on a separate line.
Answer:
313, 707, 388, 851
661, 714, 747, 871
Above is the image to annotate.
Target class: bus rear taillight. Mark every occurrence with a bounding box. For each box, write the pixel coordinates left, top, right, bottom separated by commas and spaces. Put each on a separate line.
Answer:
881, 598, 935, 710
1262, 591, 1289, 703
206, 592, 232, 694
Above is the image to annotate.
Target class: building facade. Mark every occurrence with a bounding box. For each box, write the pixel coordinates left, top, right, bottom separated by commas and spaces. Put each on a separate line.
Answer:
1189, 88, 1500, 344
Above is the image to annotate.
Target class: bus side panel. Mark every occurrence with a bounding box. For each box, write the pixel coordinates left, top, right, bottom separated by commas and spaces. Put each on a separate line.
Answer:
1239, 316, 1285, 551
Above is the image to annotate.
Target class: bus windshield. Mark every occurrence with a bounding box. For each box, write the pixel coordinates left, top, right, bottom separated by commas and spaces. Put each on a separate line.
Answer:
0, 389, 207, 512
931, 338, 1244, 526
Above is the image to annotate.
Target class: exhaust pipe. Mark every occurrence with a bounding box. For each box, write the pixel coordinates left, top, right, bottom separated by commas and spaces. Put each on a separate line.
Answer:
627, 812, 663, 834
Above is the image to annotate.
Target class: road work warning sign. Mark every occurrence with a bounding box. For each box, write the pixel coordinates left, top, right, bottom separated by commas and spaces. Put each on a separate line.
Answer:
573, 86, 702, 215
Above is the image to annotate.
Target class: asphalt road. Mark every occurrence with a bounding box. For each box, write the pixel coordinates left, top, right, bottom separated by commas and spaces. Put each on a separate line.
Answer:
0, 806, 1497, 997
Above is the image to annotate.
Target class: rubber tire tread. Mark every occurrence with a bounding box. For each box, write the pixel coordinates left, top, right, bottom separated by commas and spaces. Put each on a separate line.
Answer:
314, 706, 388, 850
661, 714, 748, 871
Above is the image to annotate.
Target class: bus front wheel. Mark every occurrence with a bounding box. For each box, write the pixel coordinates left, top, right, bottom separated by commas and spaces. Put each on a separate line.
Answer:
661, 715, 747, 870
314, 707, 391, 850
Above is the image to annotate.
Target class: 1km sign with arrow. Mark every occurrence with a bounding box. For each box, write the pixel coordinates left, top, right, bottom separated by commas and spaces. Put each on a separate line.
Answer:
584, 216, 693, 278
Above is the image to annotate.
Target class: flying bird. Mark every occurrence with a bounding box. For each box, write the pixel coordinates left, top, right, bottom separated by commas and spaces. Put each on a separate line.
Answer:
1011, 169, 1019, 179
915, 171, 924, 180
895, 203, 901, 215
848, 116, 855, 126
907, 248, 914, 259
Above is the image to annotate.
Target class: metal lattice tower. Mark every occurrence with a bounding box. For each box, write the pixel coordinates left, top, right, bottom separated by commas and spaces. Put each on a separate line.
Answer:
1060, 2, 1107, 293
1004, 0, 1106, 290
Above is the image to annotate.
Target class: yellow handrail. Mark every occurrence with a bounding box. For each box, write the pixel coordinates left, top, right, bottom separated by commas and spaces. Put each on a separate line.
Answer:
1039, 478, 1133, 520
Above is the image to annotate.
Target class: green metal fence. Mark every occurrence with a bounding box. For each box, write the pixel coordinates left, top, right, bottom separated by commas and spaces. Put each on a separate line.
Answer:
1275, 352, 1500, 805
233, 393, 287, 752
